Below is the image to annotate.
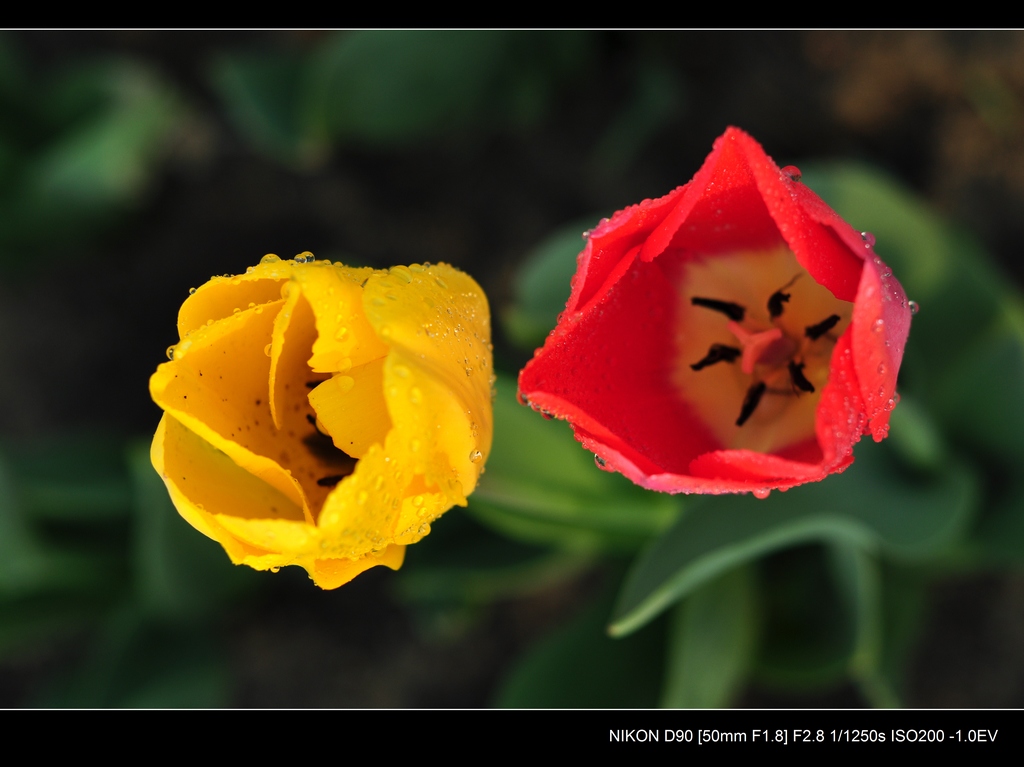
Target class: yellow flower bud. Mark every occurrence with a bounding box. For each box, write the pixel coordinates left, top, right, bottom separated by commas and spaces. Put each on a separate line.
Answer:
150, 255, 493, 588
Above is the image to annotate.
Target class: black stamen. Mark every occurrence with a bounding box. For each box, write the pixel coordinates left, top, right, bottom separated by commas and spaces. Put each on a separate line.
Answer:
788, 361, 815, 393
767, 274, 801, 318
691, 344, 742, 371
691, 297, 745, 321
316, 475, 345, 487
302, 432, 356, 468
805, 314, 841, 340
767, 290, 790, 318
736, 382, 767, 426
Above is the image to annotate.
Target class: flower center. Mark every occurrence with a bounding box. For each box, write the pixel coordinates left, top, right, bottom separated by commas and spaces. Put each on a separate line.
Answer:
672, 246, 852, 453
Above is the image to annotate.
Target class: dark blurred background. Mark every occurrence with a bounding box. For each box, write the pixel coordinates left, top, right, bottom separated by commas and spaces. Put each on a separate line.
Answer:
1, 30, 1023, 707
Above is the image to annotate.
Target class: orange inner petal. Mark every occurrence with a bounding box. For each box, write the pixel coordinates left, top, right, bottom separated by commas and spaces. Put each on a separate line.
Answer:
672, 245, 853, 454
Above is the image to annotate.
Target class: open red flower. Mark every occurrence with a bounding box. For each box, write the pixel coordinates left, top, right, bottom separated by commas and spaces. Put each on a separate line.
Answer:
518, 127, 912, 496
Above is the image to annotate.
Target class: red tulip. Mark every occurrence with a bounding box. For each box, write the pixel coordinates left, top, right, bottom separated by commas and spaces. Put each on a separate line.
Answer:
518, 127, 912, 496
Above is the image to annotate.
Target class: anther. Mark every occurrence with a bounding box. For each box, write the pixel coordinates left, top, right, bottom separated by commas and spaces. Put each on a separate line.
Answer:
691, 343, 741, 371
692, 297, 745, 321
788, 361, 815, 393
805, 314, 841, 340
736, 381, 767, 426
767, 275, 801, 318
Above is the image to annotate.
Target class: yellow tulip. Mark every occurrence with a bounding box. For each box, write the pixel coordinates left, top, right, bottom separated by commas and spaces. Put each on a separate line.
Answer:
150, 254, 493, 588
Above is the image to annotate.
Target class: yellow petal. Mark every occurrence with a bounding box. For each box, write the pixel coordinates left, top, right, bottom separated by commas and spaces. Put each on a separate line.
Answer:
150, 256, 492, 588
311, 545, 406, 589
363, 263, 494, 497
151, 298, 311, 521
308, 359, 391, 459
290, 262, 390, 372
151, 413, 305, 562
177, 257, 297, 338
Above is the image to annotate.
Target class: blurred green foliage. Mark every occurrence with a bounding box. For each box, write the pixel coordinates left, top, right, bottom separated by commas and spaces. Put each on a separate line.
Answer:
0, 439, 257, 706
0, 36, 191, 265
212, 31, 596, 167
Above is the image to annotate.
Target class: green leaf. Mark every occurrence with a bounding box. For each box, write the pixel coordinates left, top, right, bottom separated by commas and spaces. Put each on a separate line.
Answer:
469, 376, 682, 552
969, 479, 1024, 565
884, 394, 947, 474
755, 550, 919, 703
610, 439, 977, 637
826, 544, 900, 707
307, 31, 594, 148
30, 61, 186, 209
396, 509, 590, 606
660, 565, 756, 708
501, 218, 602, 351
211, 50, 325, 167
6, 435, 132, 522
591, 59, 685, 175
0, 449, 115, 599
496, 582, 665, 708
0, 59, 192, 260
0, 595, 99, 658
38, 608, 228, 708
934, 315, 1024, 464
127, 442, 256, 619
876, 563, 929, 703
753, 545, 856, 689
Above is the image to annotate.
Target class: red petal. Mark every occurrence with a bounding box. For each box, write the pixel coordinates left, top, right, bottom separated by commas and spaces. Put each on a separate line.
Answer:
519, 127, 912, 494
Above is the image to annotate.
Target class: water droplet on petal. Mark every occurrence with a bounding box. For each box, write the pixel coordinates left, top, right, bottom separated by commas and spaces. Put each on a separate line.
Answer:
264, 343, 272, 357
877, 363, 887, 376
166, 346, 176, 360
188, 287, 197, 295
753, 488, 771, 500
390, 265, 413, 283
594, 455, 607, 469
873, 318, 885, 333
261, 254, 280, 264
434, 276, 448, 289
782, 165, 802, 182
909, 300, 920, 315
469, 449, 483, 463
861, 231, 876, 247
409, 387, 422, 404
